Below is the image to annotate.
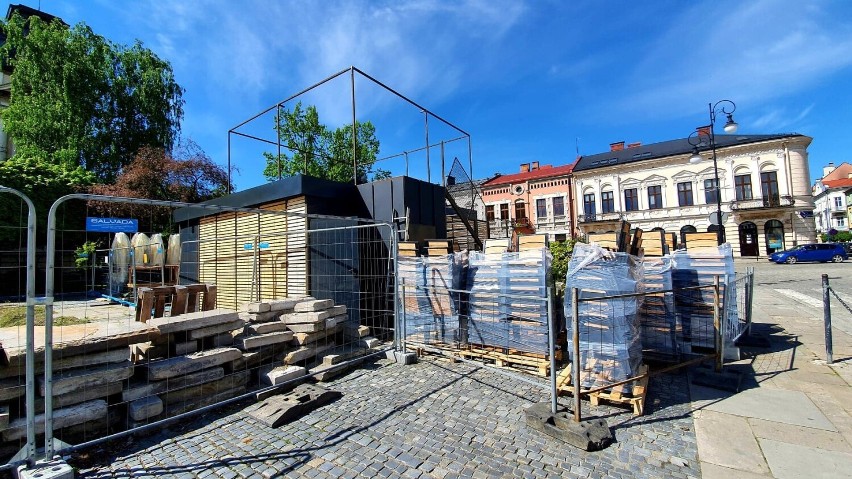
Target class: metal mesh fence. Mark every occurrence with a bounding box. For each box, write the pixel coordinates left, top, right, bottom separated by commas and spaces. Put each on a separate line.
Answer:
0, 196, 397, 463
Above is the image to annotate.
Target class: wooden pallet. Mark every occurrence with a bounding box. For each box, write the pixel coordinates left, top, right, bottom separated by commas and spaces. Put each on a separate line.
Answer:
555, 364, 649, 416
410, 341, 556, 376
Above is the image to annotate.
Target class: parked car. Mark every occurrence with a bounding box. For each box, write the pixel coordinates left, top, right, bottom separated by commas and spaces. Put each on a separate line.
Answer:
769, 243, 848, 264
835, 242, 852, 255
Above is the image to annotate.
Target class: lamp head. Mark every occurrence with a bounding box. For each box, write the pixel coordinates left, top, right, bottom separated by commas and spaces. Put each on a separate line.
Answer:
689, 146, 703, 164
723, 113, 738, 133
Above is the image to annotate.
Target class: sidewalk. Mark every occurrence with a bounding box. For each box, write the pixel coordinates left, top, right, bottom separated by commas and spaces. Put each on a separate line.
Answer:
690, 287, 852, 478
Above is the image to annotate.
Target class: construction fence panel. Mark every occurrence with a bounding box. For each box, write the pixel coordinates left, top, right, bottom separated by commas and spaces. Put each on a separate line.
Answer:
0, 187, 38, 469
9, 194, 396, 463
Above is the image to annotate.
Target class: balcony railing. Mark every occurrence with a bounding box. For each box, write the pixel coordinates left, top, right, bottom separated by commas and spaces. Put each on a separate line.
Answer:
730, 195, 794, 211
578, 212, 621, 223
535, 215, 569, 231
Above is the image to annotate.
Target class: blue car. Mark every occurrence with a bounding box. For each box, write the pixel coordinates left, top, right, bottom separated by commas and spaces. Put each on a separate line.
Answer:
769, 243, 847, 264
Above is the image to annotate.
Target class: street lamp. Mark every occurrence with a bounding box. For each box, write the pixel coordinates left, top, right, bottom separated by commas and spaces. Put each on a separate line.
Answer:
687, 100, 738, 245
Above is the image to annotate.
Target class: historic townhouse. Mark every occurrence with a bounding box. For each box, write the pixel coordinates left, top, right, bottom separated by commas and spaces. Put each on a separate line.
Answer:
480, 162, 575, 242
812, 162, 852, 234
572, 134, 816, 256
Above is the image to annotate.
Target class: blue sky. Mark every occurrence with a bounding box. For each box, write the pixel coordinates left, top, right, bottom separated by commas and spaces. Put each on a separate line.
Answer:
25, 0, 852, 190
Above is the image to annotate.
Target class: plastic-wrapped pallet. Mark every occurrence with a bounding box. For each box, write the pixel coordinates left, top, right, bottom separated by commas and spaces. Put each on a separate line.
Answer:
466, 248, 551, 355
564, 243, 643, 392
639, 256, 679, 360
398, 254, 462, 345
670, 243, 737, 351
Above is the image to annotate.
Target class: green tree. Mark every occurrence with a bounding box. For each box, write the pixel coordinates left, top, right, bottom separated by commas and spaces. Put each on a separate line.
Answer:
0, 12, 184, 182
263, 101, 389, 183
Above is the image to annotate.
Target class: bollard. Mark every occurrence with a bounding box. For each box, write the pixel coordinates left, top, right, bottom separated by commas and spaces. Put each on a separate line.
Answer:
713, 275, 722, 372
822, 274, 833, 364
547, 287, 557, 415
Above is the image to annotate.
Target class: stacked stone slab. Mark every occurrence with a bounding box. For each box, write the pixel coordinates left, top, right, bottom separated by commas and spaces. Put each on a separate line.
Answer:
125, 308, 248, 424
398, 254, 462, 345
0, 320, 156, 450
639, 256, 679, 360
564, 244, 643, 393
466, 249, 550, 354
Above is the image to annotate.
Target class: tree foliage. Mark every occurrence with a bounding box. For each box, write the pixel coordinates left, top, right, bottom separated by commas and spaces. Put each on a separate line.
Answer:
89, 141, 230, 231
0, 12, 184, 182
263, 102, 389, 183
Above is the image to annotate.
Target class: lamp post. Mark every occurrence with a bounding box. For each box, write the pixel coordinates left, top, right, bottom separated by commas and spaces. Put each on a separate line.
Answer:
688, 100, 738, 246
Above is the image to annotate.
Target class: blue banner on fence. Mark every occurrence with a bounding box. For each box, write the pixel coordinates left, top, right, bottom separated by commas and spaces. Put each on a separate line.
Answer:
86, 217, 139, 233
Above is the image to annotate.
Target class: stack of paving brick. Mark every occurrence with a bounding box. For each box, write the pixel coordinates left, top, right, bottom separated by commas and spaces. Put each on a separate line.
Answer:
125, 309, 248, 426
671, 243, 737, 351
638, 256, 679, 360
564, 244, 643, 392
398, 254, 462, 345
466, 248, 550, 355
0, 320, 156, 450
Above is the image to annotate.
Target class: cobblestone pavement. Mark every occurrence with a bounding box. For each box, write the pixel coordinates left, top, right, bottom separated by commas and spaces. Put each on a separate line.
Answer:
73, 358, 700, 479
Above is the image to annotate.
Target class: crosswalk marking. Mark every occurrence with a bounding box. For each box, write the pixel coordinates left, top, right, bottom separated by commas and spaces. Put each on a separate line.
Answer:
773, 288, 823, 309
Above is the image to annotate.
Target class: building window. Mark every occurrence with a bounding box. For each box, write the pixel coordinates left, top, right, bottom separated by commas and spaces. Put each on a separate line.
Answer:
647, 185, 662, 210
601, 191, 615, 213
536, 198, 547, 219
735, 174, 753, 201
677, 182, 694, 207
837, 216, 846, 228
514, 201, 527, 220
499, 203, 509, 220
835, 197, 843, 209
583, 193, 596, 219
553, 196, 565, 217
761, 171, 780, 206
624, 188, 638, 211
704, 179, 719, 204
485, 205, 495, 221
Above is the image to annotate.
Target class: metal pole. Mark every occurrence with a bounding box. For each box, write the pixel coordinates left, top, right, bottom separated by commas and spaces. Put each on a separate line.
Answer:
822, 274, 833, 364
571, 287, 581, 422
404, 151, 409, 177
253, 235, 260, 301
441, 140, 446, 187
392, 224, 399, 352
0, 187, 37, 463
714, 274, 722, 372
747, 267, 755, 335
709, 102, 724, 246
276, 104, 282, 180
227, 133, 232, 194
424, 111, 430, 183
547, 286, 557, 415
351, 67, 358, 185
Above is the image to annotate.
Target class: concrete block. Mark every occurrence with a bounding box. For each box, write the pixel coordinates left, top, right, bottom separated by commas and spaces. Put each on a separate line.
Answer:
291, 325, 339, 346
0, 378, 24, 401
0, 347, 129, 380
268, 299, 298, 312
294, 299, 333, 312
173, 341, 198, 356
248, 384, 341, 428
160, 371, 248, 405
149, 309, 240, 335
211, 332, 234, 347
40, 360, 134, 396
284, 342, 334, 365
146, 347, 242, 380
386, 350, 417, 365
247, 321, 289, 335
524, 402, 612, 451
188, 319, 245, 340
325, 314, 347, 329
123, 367, 224, 402
16, 458, 74, 479
238, 331, 294, 350
283, 311, 329, 324
326, 305, 346, 316
343, 324, 370, 339
247, 302, 271, 313
128, 395, 163, 421
0, 404, 8, 429
3, 400, 107, 442
241, 311, 280, 323
360, 336, 381, 349
260, 365, 307, 386
287, 322, 325, 334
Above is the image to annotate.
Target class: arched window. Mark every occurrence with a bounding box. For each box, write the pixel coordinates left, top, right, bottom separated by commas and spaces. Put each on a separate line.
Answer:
680, 225, 697, 247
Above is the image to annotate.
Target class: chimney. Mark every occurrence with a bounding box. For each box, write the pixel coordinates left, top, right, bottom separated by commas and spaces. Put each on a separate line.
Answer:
824, 162, 836, 178
696, 126, 712, 138
610, 141, 625, 152
627, 141, 642, 149
531, 161, 539, 171
520, 163, 530, 173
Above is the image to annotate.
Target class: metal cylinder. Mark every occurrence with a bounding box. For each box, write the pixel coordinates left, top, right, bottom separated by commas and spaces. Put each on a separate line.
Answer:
823, 274, 833, 364
547, 286, 557, 415
572, 287, 581, 422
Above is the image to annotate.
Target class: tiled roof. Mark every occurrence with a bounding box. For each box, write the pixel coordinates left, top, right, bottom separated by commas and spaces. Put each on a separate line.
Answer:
573, 133, 807, 172
823, 178, 852, 189
482, 163, 575, 187
821, 162, 852, 182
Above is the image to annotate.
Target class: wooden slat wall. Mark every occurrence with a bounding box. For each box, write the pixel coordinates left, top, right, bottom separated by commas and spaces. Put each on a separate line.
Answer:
683, 232, 719, 250
198, 197, 307, 310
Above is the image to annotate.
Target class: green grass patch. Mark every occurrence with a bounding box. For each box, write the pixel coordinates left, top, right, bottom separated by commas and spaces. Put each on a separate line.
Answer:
0, 305, 89, 328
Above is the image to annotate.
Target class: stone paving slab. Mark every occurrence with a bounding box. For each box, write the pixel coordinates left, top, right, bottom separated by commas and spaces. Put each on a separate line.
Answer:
697, 386, 836, 431
72, 358, 701, 479
759, 438, 852, 479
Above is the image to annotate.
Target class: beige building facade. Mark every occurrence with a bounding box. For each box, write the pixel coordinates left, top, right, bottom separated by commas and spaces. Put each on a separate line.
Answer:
572, 134, 816, 256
